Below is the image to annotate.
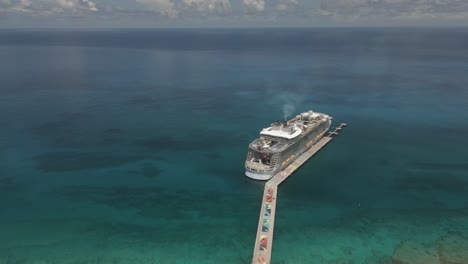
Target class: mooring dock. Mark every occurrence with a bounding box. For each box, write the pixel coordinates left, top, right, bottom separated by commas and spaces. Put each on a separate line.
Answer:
252, 123, 347, 264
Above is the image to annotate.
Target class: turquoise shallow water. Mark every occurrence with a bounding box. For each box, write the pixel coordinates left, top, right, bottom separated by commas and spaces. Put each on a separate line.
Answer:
1, 28, 468, 263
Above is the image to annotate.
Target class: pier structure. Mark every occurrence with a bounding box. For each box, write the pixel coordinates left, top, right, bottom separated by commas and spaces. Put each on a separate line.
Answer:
252, 123, 347, 264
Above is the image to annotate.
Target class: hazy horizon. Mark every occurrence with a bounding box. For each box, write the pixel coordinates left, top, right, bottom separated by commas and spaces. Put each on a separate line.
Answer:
2, 25, 468, 32
1, 0, 468, 28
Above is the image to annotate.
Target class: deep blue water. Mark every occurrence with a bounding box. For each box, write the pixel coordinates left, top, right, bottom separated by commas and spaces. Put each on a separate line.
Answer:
1, 28, 468, 263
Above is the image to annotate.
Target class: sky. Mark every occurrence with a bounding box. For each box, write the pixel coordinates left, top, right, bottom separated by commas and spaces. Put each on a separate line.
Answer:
1, 0, 468, 28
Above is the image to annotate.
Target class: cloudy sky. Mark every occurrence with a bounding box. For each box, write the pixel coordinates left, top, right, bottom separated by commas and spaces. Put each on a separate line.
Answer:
1, 0, 468, 28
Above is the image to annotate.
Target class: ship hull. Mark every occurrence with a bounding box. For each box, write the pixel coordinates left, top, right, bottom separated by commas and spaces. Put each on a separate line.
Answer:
245, 170, 275, 181
245, 116, 331, 181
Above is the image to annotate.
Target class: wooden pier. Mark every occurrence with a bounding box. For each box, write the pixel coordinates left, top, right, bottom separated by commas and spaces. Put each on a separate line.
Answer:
252, 123, 347, 264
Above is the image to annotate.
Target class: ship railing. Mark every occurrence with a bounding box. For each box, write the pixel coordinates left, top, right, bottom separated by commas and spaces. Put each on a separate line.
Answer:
245, 160, 275, 172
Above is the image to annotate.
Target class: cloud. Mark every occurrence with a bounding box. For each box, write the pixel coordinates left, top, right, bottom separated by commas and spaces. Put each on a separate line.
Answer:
136, 0, 176, 16
243, 0, 265, 12
183, 0, 231, 13
0, 0, 32, 12
276, 0, 298, 11
56, 0, 73, 9
84, 0, 97, 11
78, 0, 98, 12
0, 0, 99, 14
55, 0, 98, 12
320, 0, 468, 19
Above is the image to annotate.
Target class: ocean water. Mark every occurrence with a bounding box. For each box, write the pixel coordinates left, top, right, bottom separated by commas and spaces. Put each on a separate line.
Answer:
1, 28, 468, 264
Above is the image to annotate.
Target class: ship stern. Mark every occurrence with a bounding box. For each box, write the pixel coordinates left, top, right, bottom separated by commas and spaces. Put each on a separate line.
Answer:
245, 170, 275, 181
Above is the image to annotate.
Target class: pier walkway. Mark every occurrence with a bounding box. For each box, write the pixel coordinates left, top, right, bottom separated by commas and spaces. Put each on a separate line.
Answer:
252, 123, 346, 264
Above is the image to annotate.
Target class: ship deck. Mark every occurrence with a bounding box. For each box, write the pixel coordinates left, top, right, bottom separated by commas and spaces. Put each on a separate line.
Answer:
251, 123, 347, 264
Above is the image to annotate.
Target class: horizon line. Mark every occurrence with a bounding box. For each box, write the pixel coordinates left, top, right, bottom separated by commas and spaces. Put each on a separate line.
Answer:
1, 25, 468, 31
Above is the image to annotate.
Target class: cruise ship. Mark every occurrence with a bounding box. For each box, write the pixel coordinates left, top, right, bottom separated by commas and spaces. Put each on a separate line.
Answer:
245, 110, 332, 180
